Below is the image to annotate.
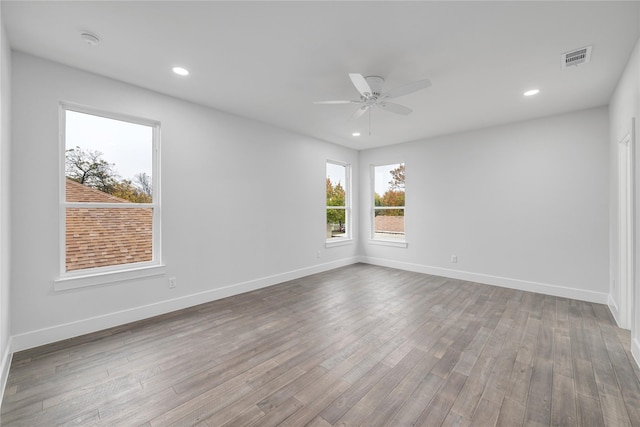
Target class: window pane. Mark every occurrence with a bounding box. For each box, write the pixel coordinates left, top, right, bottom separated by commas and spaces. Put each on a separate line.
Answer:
374, 208, 405, 240
326, 208, 346, 239
66, 207, 153, 272
374, 163, 405, 207
65, 110, 153, 203
326, 163, 346, 207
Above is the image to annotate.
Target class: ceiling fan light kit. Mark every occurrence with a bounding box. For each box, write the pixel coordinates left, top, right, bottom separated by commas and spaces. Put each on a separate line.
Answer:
314, 72, 432, 135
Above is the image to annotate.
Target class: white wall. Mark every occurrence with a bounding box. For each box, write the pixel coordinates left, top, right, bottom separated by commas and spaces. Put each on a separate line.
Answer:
4, 49, 628, 362
360, 108, 610, 303
0, 8, 12, 401
609, 36, 640, 364
10, 52, 359, 350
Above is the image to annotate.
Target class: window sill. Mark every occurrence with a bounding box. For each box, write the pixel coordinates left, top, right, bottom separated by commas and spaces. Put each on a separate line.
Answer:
368, 239, 408, 248
54, 264, 166, 291
325, 238, 353, 248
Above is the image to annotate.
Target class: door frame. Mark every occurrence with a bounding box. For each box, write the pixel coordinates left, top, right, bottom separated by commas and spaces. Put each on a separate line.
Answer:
618, 123, 635, 330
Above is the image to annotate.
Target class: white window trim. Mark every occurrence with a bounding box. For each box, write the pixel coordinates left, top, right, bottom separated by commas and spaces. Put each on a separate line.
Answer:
53, 265, 166, 291
324, 237, 353, 248
371, 163, 407, 248
57, 102, 163, 289
326, 160, 353, 247
368, 238, 408, 248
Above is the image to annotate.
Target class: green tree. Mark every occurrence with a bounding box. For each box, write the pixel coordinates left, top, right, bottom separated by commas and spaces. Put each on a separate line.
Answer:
326, 178, 346, 227
380, 190, 405, 216
377, 164, 405, 216
389, 163, 405, 190
326, 178, 345, 206
65, 146, 118, 193
111, 180, 152, 203
381, 190, 405, 207
135, 172, 153, 198
66, 147, 151, 203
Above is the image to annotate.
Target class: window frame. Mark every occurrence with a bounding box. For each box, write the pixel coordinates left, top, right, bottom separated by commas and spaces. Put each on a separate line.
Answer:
370, 162, 408, 248
55, 103, 164, 290
325, 160, 352, 247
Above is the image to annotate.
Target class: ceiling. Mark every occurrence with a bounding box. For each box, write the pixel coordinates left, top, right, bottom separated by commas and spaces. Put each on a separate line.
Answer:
3, 1, 639, 150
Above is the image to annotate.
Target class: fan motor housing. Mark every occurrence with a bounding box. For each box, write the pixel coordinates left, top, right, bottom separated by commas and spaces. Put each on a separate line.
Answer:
365, 76, 384, 97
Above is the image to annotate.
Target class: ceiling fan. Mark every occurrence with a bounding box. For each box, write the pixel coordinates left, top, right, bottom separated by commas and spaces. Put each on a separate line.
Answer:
313, 73, 432, 121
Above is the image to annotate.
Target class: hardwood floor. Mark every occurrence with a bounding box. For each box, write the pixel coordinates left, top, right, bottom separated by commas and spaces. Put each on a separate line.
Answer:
2, 263, 640, 426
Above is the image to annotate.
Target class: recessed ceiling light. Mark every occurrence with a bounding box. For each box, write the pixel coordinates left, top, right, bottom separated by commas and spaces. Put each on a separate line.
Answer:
524, 89, 540, 97
352, 132, 361, 137
172, 67, 190, 76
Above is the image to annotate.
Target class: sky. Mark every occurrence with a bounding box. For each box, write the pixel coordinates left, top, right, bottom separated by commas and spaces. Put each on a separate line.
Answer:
326, 162, 346, 188
327, 162, 403, 195
65, 110, 153, 182
374, 163, 402, 195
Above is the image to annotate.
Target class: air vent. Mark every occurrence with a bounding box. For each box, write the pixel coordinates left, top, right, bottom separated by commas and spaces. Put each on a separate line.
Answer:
561, 46, 592, 69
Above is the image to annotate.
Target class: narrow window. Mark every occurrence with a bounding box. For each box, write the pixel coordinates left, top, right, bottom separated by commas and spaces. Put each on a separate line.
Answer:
373, 163, 405, 241
61, 106, 160, 275
326, 161, 350, 242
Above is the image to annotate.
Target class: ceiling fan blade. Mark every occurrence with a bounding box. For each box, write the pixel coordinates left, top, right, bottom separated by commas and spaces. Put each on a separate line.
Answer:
313, 100, 359, 104
349, 73, 372, 97
351, 105, 369, 120
382, 78, 431, 100
378, 102, 412, 115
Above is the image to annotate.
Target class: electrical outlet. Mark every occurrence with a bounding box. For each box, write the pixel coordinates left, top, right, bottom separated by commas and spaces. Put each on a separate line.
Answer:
168, 277, 177, 289
316, 251, 321, 258
451, 255, 458, 263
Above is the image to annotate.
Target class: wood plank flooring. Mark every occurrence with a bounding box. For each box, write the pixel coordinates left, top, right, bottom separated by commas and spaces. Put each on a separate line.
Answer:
2, 263, 640, 426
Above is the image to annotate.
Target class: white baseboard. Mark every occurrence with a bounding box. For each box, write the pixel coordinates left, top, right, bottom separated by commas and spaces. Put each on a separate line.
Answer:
361, 257, 609, 304
608, 294, 623, 328
9, 256, 613, 352
11, 257, 360, 353
0, 337, 12, 406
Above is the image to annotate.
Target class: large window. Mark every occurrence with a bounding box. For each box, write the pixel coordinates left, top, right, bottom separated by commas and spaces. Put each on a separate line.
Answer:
326, 161, 351, 242
373, 163, 405, 242
60, 105, 160, 279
